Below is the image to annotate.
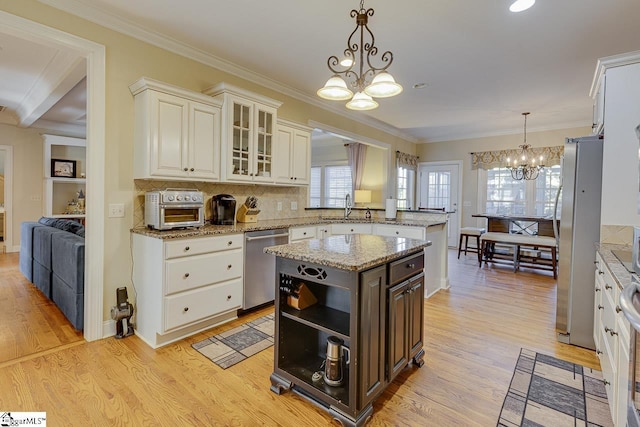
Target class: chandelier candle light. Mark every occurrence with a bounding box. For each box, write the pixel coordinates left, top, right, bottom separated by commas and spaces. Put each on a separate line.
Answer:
317, 0, 403, 110
506, 112, 545, 180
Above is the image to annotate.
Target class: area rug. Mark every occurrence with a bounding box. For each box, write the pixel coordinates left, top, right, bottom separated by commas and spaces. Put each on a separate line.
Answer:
191, 314, 274, 369
497, 348, 613, 427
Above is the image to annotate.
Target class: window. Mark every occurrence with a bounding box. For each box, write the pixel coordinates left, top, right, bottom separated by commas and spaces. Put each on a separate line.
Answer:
481, 165, 562, 217
309, 165, 352, 208
397, 166, 415, 209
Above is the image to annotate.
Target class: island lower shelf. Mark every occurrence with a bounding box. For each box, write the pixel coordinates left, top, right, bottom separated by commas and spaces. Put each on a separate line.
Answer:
267, 234, 429, 427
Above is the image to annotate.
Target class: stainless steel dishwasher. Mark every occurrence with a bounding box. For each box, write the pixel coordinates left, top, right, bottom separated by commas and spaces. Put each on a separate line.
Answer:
243, 228, 289, 310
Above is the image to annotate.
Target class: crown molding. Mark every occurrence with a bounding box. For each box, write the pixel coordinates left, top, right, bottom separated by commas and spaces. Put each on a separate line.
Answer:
38, 0, 419, 144
590, 49, 640, 98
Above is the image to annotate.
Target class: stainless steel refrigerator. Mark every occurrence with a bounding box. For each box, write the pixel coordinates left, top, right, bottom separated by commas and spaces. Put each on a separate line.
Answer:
555, 135, 603, 350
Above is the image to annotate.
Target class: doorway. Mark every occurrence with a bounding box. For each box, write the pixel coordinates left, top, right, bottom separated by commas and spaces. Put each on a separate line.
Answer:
0, 146, 13, 254
0, 11, 106, 341
417, 161, 462, 248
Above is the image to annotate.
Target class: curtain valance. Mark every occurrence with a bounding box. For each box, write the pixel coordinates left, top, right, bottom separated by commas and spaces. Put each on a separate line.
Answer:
471, 145, 564, 170
396, 151, 419, 170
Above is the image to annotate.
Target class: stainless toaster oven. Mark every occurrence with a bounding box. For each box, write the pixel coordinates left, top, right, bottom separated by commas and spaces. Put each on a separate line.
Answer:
145, 189, 204, 230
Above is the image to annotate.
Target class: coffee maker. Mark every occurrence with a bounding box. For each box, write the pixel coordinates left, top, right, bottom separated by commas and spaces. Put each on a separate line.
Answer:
211, 194, 236, 225
324, 336, 350, 386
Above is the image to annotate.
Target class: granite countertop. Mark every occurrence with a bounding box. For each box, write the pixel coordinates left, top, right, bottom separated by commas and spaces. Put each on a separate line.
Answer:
264, 234, 432, 271
596, 243, 636, 290
130, 217, 447, 240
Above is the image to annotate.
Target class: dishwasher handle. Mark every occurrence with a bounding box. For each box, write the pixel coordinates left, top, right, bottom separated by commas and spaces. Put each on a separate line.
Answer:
245, 232, 290, 242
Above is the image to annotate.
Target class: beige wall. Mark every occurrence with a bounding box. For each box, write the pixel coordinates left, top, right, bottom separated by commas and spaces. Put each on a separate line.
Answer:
0, 124, 46, 242
1, 1, 417, 322
416, 126, 592, 228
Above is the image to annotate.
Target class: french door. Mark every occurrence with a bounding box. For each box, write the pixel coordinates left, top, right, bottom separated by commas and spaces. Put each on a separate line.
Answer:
417, 162, 461, 247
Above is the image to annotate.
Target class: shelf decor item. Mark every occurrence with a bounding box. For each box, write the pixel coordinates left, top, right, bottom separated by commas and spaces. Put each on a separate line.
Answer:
51, 159, 77, 178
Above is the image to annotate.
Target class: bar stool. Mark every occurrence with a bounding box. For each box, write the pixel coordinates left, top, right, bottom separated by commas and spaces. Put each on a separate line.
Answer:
458, 227, 486, 262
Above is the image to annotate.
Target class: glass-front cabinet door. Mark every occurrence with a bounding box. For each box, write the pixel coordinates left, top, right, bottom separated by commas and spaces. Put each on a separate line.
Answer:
230, 100, 252, 179
253, 108, 274, 182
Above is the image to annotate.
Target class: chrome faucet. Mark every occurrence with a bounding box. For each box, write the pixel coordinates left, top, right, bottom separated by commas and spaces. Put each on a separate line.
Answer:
344, 193, 352, 219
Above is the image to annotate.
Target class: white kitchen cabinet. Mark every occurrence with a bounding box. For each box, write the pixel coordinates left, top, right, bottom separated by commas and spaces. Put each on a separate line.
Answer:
132, 233, 243, 348
289, 225, 316, 242
316, 225, 331, 239
374, 224, 426, 240
273, 119, 311, 185
331, 223, 373, 235
204, 82, 282, 183
130, 77, 223, 181
594, 251, 631, 426
43, 135, 86, 221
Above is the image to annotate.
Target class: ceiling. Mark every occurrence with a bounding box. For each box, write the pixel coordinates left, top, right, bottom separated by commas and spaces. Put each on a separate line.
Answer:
3, 0, 640, 142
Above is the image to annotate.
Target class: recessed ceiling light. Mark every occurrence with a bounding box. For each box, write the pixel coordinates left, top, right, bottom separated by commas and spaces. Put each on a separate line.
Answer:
413, 83, 428, 89
509, 0, 535, 12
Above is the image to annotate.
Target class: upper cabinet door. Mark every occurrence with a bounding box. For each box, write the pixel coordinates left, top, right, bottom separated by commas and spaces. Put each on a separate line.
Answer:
189, 101, 221, 180
274, 120, 311, 186
152, 91, 189, 178
131, 77, 223, 182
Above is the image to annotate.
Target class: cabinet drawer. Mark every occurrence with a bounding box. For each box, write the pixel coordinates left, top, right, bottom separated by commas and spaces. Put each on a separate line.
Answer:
375, 224, 425, 240
331, 223, 372, 235
389, 252, 424, 285
164, 278, 242, 331
165, 250, 242, 295
289, 226, 316, 242
165, 234, 243, 259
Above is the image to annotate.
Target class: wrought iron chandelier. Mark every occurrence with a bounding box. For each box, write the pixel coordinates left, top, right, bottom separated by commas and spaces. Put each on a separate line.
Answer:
506, 112, 545, 180
317, 0, 402, 111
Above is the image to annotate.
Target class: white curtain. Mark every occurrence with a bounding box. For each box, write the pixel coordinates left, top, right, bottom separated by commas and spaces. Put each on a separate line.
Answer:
347, 143, 367, 193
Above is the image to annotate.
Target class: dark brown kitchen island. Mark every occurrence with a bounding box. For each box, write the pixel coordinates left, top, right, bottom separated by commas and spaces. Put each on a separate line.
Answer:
265, 234, 431, 427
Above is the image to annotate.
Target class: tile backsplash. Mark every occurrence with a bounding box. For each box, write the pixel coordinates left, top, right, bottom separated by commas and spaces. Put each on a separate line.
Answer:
134, 180, 311, 227
600, 224, 634, 246
133, 180, 449, 228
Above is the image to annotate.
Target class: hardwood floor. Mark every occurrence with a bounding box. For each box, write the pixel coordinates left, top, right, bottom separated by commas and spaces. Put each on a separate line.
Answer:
0, 253, 83, 365
0, 250, 598, 426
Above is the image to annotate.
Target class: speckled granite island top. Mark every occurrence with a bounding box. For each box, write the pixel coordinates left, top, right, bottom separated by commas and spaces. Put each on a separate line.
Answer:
130, 217, 447, 240
264, 234, 431, 271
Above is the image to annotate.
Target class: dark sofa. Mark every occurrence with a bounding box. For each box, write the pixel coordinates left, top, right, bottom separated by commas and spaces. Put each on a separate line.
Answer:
20, 218, 85, 330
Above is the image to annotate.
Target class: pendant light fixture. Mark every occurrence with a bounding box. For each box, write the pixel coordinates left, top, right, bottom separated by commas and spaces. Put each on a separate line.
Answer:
506, 112, 545, 180
317, 0, 402, 111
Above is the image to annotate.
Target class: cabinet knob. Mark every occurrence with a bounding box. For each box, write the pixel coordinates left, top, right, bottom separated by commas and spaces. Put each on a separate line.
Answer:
598, 270, 605, 275
228, 241, 233, 246
185, 246, 190, 251
605, 284, 612, 290
294, 177, 297, 180
598, 304, 604, 310
616, 305, 622, 313
190, 168, 194, 172
183, 307, 189, 312
596, 349, 603, 355
350, 229, 354, 232
603, 379, 610, 386
595, 287, 601, 292
407, 263, 416, 269
303, 232, 307, 235
290, 177, 294, 180
227, 264, 232, 270
227, 295, 232, 300
183, 167, 188, 172
184, 273, 190, 278
396, 231, 399, 235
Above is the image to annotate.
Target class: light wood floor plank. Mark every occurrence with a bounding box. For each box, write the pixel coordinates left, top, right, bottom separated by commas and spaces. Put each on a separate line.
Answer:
0, 249, 598, 426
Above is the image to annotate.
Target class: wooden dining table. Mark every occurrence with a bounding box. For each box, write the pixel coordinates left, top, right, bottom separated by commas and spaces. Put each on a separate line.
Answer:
472, 213, 558, 237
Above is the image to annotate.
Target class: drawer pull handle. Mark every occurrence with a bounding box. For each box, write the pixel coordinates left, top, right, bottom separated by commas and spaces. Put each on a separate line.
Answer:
185, 246, 190, 251
598, 304, 604, 310
227, 264, 232, 270
184, 273, 190, 278
183, 307, 189, 312
595, 287, 601, 292
616, 306, 622, 313
605, 284, 612, 290
227, 295, 232, 300
609, 329, 618, 337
